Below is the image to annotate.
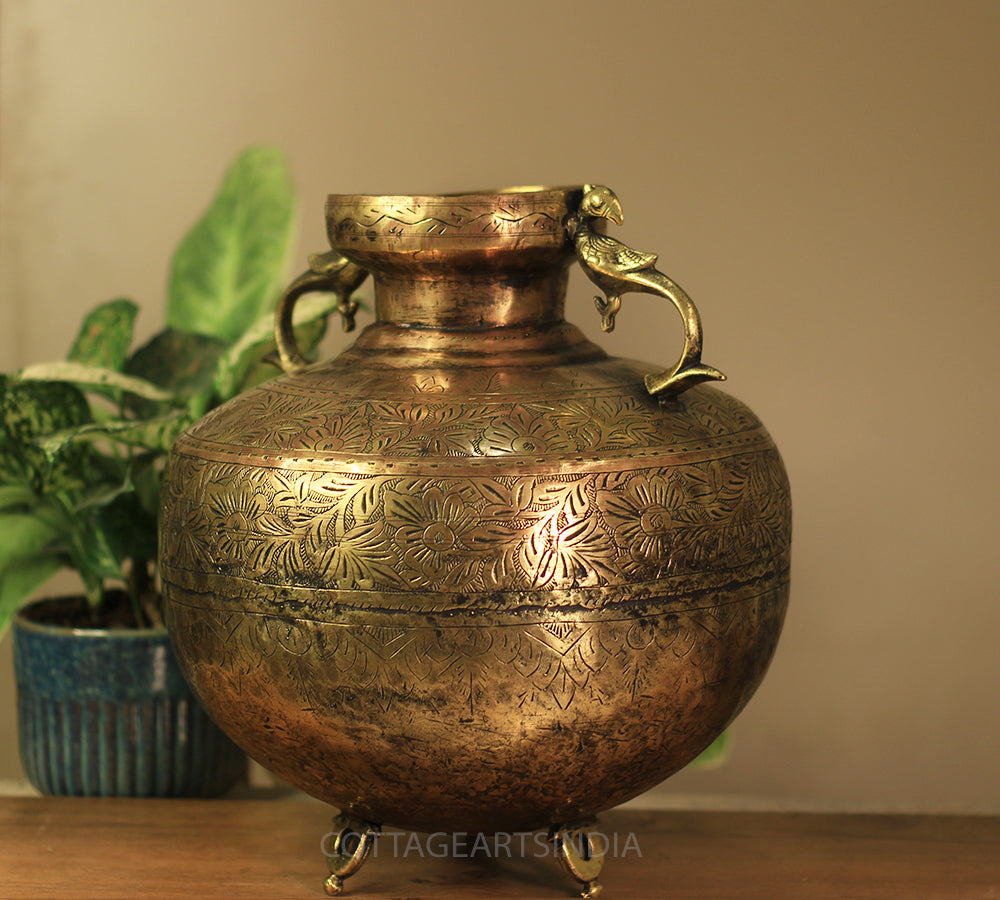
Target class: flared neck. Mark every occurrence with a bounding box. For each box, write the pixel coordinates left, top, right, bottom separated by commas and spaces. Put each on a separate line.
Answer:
326, 187, 583, 330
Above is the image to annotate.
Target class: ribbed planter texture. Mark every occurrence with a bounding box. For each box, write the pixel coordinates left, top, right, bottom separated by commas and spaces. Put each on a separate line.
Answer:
13, 599, 246, 797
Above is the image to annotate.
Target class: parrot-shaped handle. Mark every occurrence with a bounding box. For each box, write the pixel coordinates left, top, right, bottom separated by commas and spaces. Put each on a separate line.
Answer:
275, 250, 369, 373
571, 185, 725, 397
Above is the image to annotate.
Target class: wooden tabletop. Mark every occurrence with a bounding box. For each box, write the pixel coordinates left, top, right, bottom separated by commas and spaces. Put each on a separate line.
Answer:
1, 796, 998, 899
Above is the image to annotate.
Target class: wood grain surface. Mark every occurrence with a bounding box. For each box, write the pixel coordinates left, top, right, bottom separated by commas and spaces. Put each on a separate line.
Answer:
1, 797, 998, 899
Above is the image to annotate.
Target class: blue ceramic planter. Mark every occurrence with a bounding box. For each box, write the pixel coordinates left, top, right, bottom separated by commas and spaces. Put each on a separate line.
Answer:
13, 601, 246, 797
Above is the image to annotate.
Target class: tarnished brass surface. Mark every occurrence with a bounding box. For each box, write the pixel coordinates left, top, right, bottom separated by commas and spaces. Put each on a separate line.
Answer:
161, 186, 791, 835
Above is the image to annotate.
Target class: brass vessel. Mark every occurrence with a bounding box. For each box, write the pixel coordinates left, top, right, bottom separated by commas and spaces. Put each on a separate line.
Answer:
160, 185, 790, 896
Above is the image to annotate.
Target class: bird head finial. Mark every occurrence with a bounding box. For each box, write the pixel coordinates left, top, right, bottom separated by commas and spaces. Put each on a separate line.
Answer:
580, 184, 624, 226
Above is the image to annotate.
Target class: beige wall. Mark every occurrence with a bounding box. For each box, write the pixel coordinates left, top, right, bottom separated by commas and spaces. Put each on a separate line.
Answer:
2, 0, 998, 811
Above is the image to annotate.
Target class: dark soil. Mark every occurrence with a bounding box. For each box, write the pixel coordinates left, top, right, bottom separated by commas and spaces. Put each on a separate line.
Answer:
22, 591, 144, 629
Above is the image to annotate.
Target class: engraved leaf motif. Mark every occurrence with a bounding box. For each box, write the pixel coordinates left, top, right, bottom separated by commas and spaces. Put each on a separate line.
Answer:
540, 478, 592, 519
349, 478, 384, 524
308, 473, 370, 502
573, 630, 609, 674
369, 402, 479, 457
161, 455, 205, 502
224, 391, 329, 449
546, 665, 578, 710
270, 470, 316, 506
315, 520, 400, 589
520, 515, 616, 588
528, 397, 661, 450
481, 477, 567, 519
408, 374, 448, 393
249, 534, 308, 580
269, 413, 335, 450
525, 400, 602, 447
672, 524, 725, 570
673, 463, 732, 522
479, 532, 533, 589
161, 501, 212, 570
367, 400, 435, 431
271, 473, 357, 529
475, 479, 517, 518
481, 409, 570, 456
299, 412, 372, 453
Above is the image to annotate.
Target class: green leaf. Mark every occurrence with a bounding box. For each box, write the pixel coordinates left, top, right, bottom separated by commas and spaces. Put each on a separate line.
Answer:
125, 328, 226, 394
691, 731, 730, 769
167, 146, 297, 342
98, 492, 158, 567
213, 290, 342, 399
68, 298, 138, 371
235, 312, 329, 392
1, 375, 91, 443
124, 328, 226, 418
74, 478, 134, 514
0, 512, 64, 636
126, 453, 163, 519
0, 512, 61, 574
18, 361, 175, 402
0, 484, 38, 511
63, 513, 125, 606
0, 554, 62, 639
33, 410, 190, 461
0, 377, 93, 490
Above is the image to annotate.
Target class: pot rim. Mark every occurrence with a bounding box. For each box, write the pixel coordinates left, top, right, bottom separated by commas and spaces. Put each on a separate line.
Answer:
325, 186, 585, 256
14, 597, 168, 639
326, 184, 584, 205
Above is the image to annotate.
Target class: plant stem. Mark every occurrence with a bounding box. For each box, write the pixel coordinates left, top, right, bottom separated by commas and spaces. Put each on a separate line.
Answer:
126, 559, 155, 628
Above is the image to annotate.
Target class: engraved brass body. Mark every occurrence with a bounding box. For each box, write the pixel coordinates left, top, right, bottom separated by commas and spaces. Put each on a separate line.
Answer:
161, 186, 790, 840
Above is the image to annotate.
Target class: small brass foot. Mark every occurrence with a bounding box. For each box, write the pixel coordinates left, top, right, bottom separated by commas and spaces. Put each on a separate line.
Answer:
322, 813, 380, 896
549, 819, 605, 899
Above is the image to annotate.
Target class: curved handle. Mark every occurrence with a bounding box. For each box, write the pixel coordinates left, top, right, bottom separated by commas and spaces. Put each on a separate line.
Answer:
275, 250, 369, 374
570, 184, 725, 397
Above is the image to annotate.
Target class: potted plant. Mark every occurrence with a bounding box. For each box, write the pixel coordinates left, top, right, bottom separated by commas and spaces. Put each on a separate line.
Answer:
0, 146, 349, 796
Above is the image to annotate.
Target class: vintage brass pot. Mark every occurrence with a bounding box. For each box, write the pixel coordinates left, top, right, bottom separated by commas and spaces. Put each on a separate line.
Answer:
160, 185, 790, 896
